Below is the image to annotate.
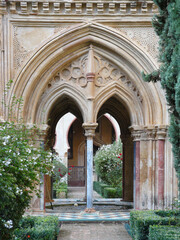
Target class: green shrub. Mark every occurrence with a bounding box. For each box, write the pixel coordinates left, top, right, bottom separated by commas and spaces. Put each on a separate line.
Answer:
115, 185, 122, 198
94, 140, 123, 187
130, 210, 179, 240
93, 181, 122, 198
14, 216, 60, 240
99, 183, 109, 196
0, 81, 53, 239
104, 187, 117, 198
93, 181, 100, 193
149, 225, 180, 240
155, 209, 180, 218
93, 181, 108, 196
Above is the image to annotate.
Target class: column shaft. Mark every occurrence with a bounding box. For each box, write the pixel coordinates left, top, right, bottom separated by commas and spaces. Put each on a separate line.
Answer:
158, 140, 165, 208
135, 141, 140, 209
86, 136, 93, 208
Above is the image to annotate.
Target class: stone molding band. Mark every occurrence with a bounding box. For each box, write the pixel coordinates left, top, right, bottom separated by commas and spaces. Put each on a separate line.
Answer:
0, 1, 158, 16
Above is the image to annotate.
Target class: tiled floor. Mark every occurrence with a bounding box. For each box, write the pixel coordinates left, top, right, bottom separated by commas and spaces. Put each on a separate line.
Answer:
58, 211, 130, 222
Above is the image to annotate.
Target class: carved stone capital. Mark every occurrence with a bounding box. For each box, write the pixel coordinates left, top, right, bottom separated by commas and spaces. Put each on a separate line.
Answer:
82, 123, 98, 138
144, 126, 156, 140
130, 125, 158, 141
155, 125, 168, 140
129, 125, 144, 141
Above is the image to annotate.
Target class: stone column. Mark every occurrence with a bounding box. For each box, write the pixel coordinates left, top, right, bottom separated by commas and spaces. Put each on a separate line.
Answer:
145, 127, 156, 209
83, 123, 97, 209
156, 126, 167, 209
130, 127, 143, 209
0, 2, 7, 121
121, 134, 134, 202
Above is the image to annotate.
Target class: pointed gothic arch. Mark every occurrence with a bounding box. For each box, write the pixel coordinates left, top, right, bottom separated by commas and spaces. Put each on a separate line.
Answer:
5, 22, 176, 210
7, 23, 167, 127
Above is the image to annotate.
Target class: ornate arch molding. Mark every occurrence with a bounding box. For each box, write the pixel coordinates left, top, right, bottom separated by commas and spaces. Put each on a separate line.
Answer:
94, 82, 144, 126
36, 83, 87, 125
9, 22, 167, 126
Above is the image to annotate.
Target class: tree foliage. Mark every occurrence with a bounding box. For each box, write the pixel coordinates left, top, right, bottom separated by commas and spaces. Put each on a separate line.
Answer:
144, 0, 180, 189
94, 140, 123, 187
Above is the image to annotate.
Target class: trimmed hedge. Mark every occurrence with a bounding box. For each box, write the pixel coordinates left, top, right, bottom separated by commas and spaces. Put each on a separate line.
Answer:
99, 183, 109, 196
93, 181, 101, 193
93, 181, 108, 196
115, 185, 122, 198
93, 181, 122, 198
130, 210, 179, 240
14, 216, 60, 240
104, 187, 117, 198
149, 225, 180, 240
155, 209, 180, 218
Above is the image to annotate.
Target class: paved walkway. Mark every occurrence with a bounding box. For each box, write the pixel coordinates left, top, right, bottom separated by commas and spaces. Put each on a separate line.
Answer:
58, 223, 132, 240
47, 187, 132, 239
67, 186, 103, 199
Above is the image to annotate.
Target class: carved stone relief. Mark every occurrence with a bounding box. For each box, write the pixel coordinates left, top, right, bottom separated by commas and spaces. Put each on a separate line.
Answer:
41, 52, 143, 103
13, 26, 31, 70
12, 25, 71, 72
115, 27, 159, 60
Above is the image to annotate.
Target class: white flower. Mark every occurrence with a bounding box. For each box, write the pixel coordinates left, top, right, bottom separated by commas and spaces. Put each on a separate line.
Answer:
26, 149, 31, 154
4, 159, 11, 166
16, 188, 23, 195
4, 220, 13, 229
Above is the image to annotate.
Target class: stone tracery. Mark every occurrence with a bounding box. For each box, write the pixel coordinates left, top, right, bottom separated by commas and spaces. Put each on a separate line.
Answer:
42, 51, 143, 103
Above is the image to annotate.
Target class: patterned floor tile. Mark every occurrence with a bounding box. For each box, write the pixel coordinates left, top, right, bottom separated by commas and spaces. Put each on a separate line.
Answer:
58, 212, 130, 222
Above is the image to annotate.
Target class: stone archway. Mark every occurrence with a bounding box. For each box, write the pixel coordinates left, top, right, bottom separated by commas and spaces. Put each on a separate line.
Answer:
8, 23, 177, 210
97, 96, 133, 202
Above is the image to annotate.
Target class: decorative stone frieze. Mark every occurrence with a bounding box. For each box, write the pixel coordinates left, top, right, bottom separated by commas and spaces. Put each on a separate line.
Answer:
1, 1, 158, 16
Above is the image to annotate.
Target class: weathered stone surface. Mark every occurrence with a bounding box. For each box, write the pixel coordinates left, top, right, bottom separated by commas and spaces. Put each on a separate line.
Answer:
0, 0, 178, 211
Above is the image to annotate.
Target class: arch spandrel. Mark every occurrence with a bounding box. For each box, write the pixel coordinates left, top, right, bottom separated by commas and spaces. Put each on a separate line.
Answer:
9, 23, 167, 127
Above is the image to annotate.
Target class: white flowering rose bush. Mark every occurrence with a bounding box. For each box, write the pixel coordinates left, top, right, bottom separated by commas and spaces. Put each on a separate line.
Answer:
0, 121, 53, 239
94, 140, 123, 187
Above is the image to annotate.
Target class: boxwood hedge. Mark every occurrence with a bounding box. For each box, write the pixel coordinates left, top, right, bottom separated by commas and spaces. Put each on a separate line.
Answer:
93, 181, 122, 198
130, 210, 179, 240
149, 225, 180, 240
14, 216, 60, 240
